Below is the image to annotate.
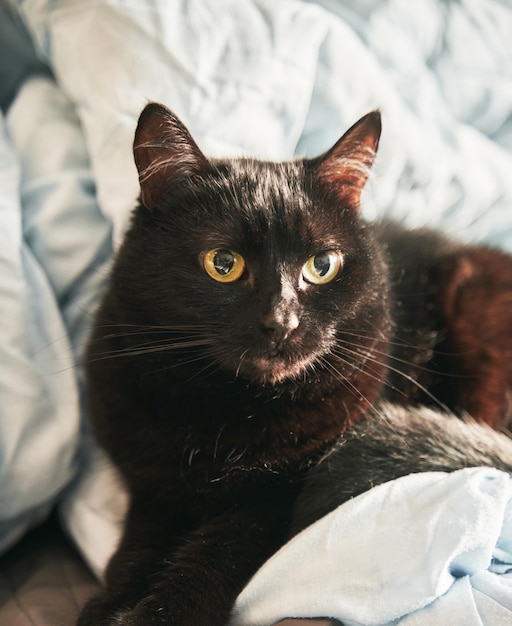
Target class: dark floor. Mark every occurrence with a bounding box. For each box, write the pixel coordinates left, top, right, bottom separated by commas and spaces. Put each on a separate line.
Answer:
0, 516, 100, 626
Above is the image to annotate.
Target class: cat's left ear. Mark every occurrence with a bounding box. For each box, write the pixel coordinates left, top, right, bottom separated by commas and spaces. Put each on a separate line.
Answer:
133, 103, 210, 210
311, 110, 381, 210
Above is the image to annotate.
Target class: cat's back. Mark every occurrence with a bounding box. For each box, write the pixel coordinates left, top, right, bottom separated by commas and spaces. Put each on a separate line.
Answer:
374, 220, 457, 276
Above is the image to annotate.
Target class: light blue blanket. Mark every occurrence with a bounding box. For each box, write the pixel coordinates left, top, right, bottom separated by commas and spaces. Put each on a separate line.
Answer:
232, 468, 512, 625
1, 0, 512, 623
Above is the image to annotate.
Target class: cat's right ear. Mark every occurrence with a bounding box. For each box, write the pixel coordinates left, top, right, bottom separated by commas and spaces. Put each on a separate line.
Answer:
133, 103, 210, 210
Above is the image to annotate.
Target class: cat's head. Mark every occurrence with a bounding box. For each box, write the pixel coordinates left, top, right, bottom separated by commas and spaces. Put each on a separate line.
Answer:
113, 104, 388, 387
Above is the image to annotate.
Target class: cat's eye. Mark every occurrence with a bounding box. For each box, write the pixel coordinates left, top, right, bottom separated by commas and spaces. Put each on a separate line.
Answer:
302, 250, 343, 285
203, 248, 246, 283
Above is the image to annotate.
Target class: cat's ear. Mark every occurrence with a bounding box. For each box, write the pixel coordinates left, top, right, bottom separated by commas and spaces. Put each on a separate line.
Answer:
133, 103, 210, 210
312, 110, 381, 209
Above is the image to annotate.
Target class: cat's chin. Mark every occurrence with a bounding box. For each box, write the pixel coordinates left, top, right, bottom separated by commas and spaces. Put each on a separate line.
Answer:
237, 355, 316, 386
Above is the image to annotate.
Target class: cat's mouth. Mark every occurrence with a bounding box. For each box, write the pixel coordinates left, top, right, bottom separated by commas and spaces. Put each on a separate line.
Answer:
236, 350, 319, 386
242, 357, 305, 385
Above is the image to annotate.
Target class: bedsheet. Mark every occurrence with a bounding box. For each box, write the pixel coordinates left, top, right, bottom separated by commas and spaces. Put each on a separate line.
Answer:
1, 0, 512, 624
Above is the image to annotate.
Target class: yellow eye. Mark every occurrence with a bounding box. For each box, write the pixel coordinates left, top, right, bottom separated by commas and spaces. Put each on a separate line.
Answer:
203, 248, 246, 283
302, 250, 343, 285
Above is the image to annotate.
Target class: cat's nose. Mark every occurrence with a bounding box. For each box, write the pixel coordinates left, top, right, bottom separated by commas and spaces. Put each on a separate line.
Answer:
262, 312, 300, 345
261, 278, 301, 346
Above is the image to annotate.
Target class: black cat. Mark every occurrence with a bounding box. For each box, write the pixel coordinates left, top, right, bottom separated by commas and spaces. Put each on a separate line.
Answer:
78, 103, 512, 625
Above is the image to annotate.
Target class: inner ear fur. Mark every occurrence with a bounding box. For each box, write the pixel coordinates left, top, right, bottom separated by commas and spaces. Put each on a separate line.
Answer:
311, 110, 381, 209
133, 103, 210, 210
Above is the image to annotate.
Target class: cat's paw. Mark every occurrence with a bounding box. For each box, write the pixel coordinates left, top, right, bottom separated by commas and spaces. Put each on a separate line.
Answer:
109, 600, 169, 626
112, 595, 224, 626
77, 594, 134, 626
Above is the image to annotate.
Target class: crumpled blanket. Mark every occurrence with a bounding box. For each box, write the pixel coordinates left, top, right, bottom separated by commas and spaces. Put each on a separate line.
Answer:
1, 0, 512, 623
0, 75, 112, 553
231, 468, 512, 625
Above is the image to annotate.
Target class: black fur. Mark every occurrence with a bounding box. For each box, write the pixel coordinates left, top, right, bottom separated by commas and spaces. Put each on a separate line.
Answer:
78, 104, 512, 626
291, 402, 512, 536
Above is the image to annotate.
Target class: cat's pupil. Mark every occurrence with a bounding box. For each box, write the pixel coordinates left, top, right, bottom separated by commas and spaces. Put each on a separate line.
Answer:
214, 249, 235, 275
314, 252, 331, 277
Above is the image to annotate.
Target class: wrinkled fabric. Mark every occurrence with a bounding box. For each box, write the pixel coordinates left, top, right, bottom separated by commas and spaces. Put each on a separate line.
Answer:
0, 75, 112, 552
1, 0, 512, 623
231, 469, 512, 625
16, 0, 512, 246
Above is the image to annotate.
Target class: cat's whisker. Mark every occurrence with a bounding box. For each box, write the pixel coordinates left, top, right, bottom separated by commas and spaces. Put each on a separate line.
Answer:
96, 332, 208, 344
140, 347, 226, 380
86, 337, 216, 363
332, 342, 451, 413
335, 336, 470, 380
337, 327, 426, 353
342, 320, 484, 360
235, 349, 250, 379
179, 354, 227, 382
92, 320, 223, 334
330, 346, 407, 399
318, 355, 379, 415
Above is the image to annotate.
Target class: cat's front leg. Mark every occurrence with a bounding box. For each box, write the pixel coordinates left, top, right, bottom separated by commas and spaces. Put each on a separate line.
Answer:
99, 499, 292, 626
77, 499, 186, 626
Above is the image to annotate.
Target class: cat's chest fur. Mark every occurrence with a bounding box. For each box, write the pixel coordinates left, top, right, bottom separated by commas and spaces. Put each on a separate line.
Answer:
88, 317, 387, 504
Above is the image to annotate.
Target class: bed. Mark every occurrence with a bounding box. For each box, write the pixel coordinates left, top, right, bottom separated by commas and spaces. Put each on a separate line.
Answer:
1, 1, 512, 624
